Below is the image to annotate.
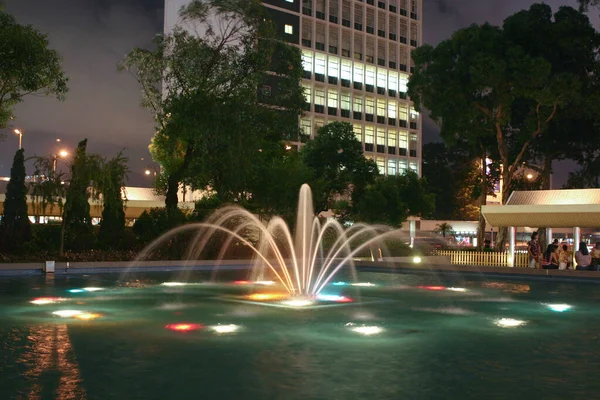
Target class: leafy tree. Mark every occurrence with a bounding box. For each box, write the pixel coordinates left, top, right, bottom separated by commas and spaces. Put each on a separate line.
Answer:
29, 156, 66, 223
578, 0, 600, 12
121, 0, 304, 210
301, 122, 378, 214
98, 152, 129, 249
352, 172, 434, 227
0, 10, 68, 131
0, 148, 31, 251
409, 4, 588, 249
434, 223, 455, 239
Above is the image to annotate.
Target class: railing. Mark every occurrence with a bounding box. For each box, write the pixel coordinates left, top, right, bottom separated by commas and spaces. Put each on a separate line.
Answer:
432, 250, 529, 268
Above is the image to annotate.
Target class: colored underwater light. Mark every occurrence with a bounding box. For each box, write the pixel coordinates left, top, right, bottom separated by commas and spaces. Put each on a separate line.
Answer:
233, 280, 251, 285
247, 293, 289, 301
332, 281, 349, 286
74, 312, 101, 320
494, 318, 526, 328
350, 325, 384, 335
413, 256, 422, 263
547, 304, 572, 312
316, 294, 353, 303
209, 324, 240, 334
31, 297, 67, 305
68, 289, 85, 293
83, 287, 102, 292
281, 299, 314, 307
351, 282, 376, 287
161, 282, 187, 287
255, 281, 276, 286
52, 310, 84, 318
165, 323, 203, 332
418, 286, 446, 291
447, 287, 467, 292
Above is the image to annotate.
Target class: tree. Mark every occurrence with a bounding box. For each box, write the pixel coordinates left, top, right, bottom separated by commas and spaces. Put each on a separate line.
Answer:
0, 10, 68, 130
98, 152, 129, 249
409, 4, 587, 249
29, 156, 66, 223
1, 148, 31, 251
434, 223, 454, 239
352, 172, 435, 227
301, 122, 379, 214
60, 139, 102, 255
121, 0, 304, 210
578, 0, 600, 12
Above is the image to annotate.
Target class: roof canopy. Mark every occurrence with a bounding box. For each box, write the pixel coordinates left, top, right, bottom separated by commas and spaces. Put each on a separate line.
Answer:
482, 189, 600, 228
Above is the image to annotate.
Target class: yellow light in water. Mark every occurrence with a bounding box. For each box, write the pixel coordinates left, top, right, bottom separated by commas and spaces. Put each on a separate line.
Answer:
247, 293, 288, 301
255, 281, 276, 286
31, 297, 67, 305
447, 287, 467, 292
74, 312, 101, 320
161, 282, 187, 287
209, 324, 240, 334
351, 326, 384, 335
52, 310, 84, 318
83, 287, 102, 292
413, 256, 422, 263
351, 282, 375, 287
494, 318, 526, 328
281, 299, 314, 307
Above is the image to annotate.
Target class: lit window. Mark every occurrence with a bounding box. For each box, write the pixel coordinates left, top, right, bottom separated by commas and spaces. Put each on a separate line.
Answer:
341, 60, 352, 81
377, 99, 385, 117
399, 73, 409, 92
410, 107, 420, 120
388, 129, 397, 147
377, 70, 387, 89
315, 89, 325, 105
353, 96, 363, 112
365, 126, 374, 144
328, 57, 340, 78
399, 131, 408, 149
398, 103, 408, 121
365, 98, 375, 114
353, 63, 364, 84
341, 93, 351, 110
301, 118, 312, 137
327, 90, 338, 108
286, 0, 294, 2
353, 124, 363, 142
387, 159, 397, 176
388, 72, 398, 91
365, 66, 375, 86
285, 25, 293, 35
388, 100, 397, 119
409, 161, 418, 174
315, 53, 326, 74
398, 159, 407, 175
377, 128, 385, 145
302, 84, 312, 104
301, 50, 313, 72
376, 157, 385, 175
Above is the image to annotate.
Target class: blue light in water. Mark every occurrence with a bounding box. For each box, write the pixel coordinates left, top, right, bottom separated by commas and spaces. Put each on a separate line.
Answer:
68, 289, 85, 293
547, 304, 572, 312
332, 282, 348, 286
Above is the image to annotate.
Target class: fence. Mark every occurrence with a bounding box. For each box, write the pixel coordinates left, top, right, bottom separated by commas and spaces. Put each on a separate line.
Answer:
432, 250, 529, 268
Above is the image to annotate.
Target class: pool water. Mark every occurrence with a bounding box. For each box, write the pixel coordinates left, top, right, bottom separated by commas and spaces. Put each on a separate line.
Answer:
1, 270, 599, 400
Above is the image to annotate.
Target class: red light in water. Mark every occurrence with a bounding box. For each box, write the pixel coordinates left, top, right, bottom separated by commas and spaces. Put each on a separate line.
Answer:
336, 296, 353, 303
234, 280, 250, 285
418, 286, 446, 291
165, 323, 203, 332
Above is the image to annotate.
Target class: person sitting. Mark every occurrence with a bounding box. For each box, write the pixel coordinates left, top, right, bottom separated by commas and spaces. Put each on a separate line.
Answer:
558, 244, 569, 270
575, 242, 592, 271
591, 242, 600, 270
540, 244, 559, 269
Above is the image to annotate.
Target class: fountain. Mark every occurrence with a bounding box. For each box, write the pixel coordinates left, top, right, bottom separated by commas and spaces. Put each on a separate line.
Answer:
134, 184, 404, 300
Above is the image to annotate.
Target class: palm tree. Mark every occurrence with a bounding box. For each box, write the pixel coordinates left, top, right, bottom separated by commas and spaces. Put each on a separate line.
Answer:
434, 222, 454, 239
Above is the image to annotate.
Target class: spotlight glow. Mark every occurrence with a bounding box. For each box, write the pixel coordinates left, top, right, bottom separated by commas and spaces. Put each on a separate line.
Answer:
351, 282, 375, 287
351, 325, 384, 335
255, 281, 276, 286
83, 287, 103, 292
247, 293, 289, 301
418, 286, 446, 291
52, 310, 84, 318
165, 323, 203, 332
30, 297, 67, 305
494, 318, 526, 328
547, 304, 572, 312
447, 287, 467, 292
209, 324, 240, 334
161, 282, 187, 287
68, 289, 85, 293
413, 256, 422, 263
74, 312, 101, 320
233, 280, 251, 285
281, 299, 314, 307
316, 294, 353, 303
332, 281, 349, 286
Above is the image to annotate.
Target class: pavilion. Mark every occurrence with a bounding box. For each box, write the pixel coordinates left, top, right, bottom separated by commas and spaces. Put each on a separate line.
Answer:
482, 189, 600, 266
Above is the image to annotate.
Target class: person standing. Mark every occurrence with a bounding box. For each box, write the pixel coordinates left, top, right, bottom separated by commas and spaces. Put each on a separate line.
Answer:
527, 233, 541, 269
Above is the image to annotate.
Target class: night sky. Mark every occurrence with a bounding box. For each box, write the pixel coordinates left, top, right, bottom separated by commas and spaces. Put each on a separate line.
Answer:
1, 0, 592, 186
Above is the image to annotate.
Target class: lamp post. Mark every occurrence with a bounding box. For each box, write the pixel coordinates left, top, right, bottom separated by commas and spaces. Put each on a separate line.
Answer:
53, 150, 69, 173
14, 129, 23, 149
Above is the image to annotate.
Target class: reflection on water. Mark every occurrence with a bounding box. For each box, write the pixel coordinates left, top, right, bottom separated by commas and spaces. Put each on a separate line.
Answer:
18, 324, 86, 400
479, 282, 530, 293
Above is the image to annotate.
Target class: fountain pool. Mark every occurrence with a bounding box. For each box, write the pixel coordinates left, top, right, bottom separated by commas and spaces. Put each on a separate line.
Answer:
2, 269, 600, 399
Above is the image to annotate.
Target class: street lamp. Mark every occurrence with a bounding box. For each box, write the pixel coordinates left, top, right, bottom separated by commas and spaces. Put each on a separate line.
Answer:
14, 129, 23, 149
526, 173, 534, 180
53, 150, 69, 173
145, 164, 159, 177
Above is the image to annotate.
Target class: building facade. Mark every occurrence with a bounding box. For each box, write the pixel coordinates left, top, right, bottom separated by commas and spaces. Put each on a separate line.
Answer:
165, 0, 423, 176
